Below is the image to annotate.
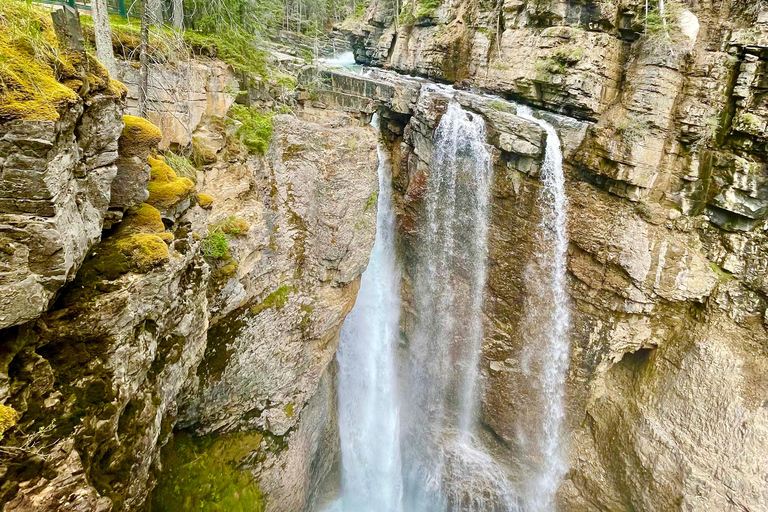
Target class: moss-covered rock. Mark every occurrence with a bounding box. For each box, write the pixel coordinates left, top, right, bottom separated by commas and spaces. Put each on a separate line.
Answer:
198, 193, 214, 209
119, 115, 163, 157
152, 431, 265, 512
0, 1, 123, 121
212, 216, 250, 237
0, 404, 20, 440
61, 203, 174, 304
146, 156, 196, 211
115, 234, 169, 271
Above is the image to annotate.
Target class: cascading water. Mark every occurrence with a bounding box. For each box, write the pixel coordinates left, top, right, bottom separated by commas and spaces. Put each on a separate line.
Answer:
515, 106, 571, 512
400, 101, 512, 512
333, 115, 403, 512
325, 82, 570, 512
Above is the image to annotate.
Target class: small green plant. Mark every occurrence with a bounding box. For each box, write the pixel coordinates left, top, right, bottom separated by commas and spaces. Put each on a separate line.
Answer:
615, 115, 650, 144
202, 232, 229, 259
164, 152, 197, 183
228, 105, 274, 154
415, 0, 441, 17
536, 45, 585, 75
365, 190, 378, 211
640, 0, 686, 51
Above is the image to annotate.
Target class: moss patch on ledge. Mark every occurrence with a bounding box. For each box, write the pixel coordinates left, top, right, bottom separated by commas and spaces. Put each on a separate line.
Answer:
119, 115, 163, 157
147, 156, 196, 210
0, 1, 79, 120
152, 431, 265, 512
61, 204, 172, 305
0, 0, 123, 121
0, 404, 20, 440
250, 285, 294, 315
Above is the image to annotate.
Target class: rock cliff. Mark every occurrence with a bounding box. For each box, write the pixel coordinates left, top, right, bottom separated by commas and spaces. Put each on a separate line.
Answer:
341, 0, 768, 510
0, 6, 378, 510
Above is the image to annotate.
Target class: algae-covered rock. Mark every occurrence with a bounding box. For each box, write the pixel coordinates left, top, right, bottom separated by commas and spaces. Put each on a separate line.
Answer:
146, 156, 195, 219
152, 431, 265, 512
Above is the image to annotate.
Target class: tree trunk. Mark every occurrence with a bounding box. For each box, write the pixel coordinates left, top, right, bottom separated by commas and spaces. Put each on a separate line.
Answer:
138, 0, 150, 118
147, 0, 164, 25
91, 0, 116, 76
172, 0, 184, 29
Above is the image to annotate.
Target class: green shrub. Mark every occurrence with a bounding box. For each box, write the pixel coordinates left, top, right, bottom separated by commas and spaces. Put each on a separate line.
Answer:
202, 232, 229, 259
228, 104, 274, 154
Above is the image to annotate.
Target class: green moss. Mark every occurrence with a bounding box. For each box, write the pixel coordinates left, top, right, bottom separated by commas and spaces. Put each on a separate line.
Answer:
59, 203, 173, 304
284, 403, 294, 418
115, 234, 169, 271
201, 232, 229, 259
147, 156, 196, 210
415, 0, 441, 17
152, 431, 265, 512
0, 1, 84, 120
123, 203, 166, 234
734, 112, 764, 135
198, 193, 214, 209
250, 285, 294, 315
487, 100, 513, 112
536, 45, 584, 76
0, 404, 20, 440
213, 216, 250, 237
228, 104, 274, 154
709, 261, 735, 281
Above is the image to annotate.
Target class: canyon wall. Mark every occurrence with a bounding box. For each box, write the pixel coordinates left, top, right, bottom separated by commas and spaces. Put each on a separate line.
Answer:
0, 16, 377, 510
339, 0, 768, 510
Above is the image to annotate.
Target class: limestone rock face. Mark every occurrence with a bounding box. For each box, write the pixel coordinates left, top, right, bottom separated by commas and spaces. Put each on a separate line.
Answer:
1, 58, 377, 511
0, 89, 124, 330
116, 60, 238, 149
177, 107, 378, 512
337, 1, 768, 507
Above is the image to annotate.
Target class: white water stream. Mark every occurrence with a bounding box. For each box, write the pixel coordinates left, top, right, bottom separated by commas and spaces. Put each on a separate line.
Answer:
334, 115, 403, 512
515, 106, 571, 512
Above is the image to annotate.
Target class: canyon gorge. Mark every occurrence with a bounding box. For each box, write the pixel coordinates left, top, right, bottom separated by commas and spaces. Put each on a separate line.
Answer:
1, 0, 768, 511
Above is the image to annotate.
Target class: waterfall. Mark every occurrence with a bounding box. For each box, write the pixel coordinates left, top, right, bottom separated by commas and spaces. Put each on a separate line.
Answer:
515, 106, 571, 512
326, 94, 570, 512
401, 101, 508, 512
334, 114, 403, 512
